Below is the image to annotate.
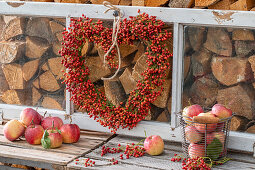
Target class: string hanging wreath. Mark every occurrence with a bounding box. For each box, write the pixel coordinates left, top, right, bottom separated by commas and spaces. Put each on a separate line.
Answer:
60, 11, 172, 133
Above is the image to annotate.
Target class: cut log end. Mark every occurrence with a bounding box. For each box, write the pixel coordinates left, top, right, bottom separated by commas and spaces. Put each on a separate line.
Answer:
39, 71, 61, 92
22, 59, 40, 81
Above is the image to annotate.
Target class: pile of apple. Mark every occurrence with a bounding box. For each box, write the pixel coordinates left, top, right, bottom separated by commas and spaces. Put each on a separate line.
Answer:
182, 104, 232, 159
3, 108, 80, 149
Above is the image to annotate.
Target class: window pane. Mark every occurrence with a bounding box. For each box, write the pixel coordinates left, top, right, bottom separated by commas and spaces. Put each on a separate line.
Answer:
183, 25, 255, 134
0, 15, 66, 111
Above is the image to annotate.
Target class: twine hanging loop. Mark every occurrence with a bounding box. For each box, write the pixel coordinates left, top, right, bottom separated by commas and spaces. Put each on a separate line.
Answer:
101, 1, 123, 81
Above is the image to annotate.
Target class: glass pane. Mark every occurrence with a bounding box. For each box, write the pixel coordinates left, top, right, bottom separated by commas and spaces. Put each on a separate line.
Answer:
70, 17, 173, 123
0, 15, 66, 111
183, 25, 255, 134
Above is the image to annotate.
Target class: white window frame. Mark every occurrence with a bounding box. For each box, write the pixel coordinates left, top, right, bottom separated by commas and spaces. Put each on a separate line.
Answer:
0, 1, 255, 153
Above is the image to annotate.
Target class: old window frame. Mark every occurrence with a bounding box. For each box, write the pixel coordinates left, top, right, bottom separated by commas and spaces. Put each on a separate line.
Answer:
0, 1, 255, 153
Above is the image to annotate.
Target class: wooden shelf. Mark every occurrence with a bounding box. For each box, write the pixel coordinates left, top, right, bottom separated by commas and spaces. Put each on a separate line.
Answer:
0, 125, 113, 169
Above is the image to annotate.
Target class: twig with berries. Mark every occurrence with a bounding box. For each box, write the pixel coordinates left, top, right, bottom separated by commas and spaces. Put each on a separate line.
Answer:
74, 158, 95, 167
101, 142, 146, 165
170, 154, 231, 170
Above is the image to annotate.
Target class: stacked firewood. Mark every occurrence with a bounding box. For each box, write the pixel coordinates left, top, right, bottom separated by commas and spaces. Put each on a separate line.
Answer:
194, 0, 255, 11
0, 16, 66, 110
29, 0, 255, 11
183, 26, 255, 133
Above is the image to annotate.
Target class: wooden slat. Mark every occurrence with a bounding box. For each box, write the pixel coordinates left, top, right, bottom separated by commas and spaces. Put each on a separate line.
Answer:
67, 158, 158, 170
0, 165, 24, 170
108, 135, 183, 152
0, 145, 76, 165
214, 161, 255, 170
0, 125, 113, 156
0, 135, 90, 156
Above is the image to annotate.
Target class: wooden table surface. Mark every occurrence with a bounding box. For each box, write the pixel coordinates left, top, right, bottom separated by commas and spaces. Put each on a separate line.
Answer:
0, 125, 114, 170
68, 135, 255, 170
0, 124, 254, 170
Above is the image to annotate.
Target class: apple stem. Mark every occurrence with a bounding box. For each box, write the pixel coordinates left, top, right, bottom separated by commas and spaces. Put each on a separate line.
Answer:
51, 120, 55, 132
144, 130, 147, 138
43, 111, 47, 118
29, 118, 35, 128
136, 139, 145, 146
188, 98, 192, 106
70, 116, 73, 124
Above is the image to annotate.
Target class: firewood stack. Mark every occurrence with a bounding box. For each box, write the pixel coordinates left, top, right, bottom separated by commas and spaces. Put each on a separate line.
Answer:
30, 0, 255, 11
194, 0, 255, 11
0, 16, 66, 110
183, 26, 255, 134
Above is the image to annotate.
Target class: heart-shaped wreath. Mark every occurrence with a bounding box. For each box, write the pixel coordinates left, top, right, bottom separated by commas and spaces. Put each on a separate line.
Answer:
61, 12, 172, 133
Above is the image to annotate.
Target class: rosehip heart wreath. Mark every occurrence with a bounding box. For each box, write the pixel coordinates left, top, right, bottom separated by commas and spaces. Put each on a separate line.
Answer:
60, 11, 172, 133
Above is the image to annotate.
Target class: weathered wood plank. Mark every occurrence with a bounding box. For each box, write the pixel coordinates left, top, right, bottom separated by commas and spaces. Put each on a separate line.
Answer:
108, 135, 183, 152
0, 145, 76, 165
0, 124, 113, 156
86, 141, 183, 170
0, 156, 65, 170
68, 158, 158, 170
75, 135, 255, 170
214, 161, 255, 170
0, 164, 24, 170
0, 135, 90, 156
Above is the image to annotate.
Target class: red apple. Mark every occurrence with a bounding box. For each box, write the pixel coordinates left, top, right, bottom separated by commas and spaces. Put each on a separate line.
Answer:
188, 143, 205, 158
41, 116, 63, 130
216, 122, 225, 131
212, 131, 225, 144
211, 104, 232, 119
41, 129, 62, 149
20, 108, 42, 126
205, 133, 214, 145
4, 120, 25, 141
194, 112, 217, 133
185, 126, 202, 143
144, 135, 164, 156
60, 124, 80, 143
25, 124, 44, 145
182, 105, 204, 122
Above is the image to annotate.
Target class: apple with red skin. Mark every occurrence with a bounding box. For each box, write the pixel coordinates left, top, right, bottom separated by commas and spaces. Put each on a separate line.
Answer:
216, 122, 225, 131
20, 108, 42, 126
206, 131, 225, 146
41, 128, 63, 149
25, 124, 44, 145
206, 133, 214, 145
47, 129, 63, 148
212, 131, 225, 144
211, 104, 232, 119
144, 135, 164, 155
4, 120, 25, 141
188, 143, 205, 158
182, 105, 204, 122
60, 124, 80, 143
41, 116, 63, 130
185, 126, 202, 143
194, 112, 217, 133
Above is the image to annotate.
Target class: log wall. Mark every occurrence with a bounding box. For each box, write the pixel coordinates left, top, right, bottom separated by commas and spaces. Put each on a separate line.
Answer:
183, 26, 255, 134
0, 15, 66, 111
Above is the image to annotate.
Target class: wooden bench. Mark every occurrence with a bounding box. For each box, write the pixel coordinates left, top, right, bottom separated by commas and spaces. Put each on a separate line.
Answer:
0, 125, 113, 169
68, 136, 255, 170
0, 123, 255, 170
